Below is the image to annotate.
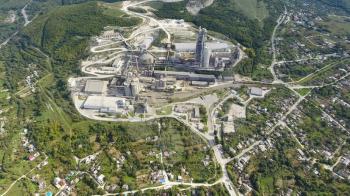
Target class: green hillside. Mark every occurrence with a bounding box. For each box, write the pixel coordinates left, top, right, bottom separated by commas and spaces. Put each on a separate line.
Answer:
23, 1, 140, 63
0, 0, 28, 10
232, 0, 269, 21
318, 0, 350, 13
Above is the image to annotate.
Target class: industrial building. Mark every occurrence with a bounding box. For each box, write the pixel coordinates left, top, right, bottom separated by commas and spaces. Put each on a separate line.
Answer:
83, 95, 127, 114
84, 80, 108, 94
171, 27, 236, 70
174, 42, 230, 53
151, 70, 216, 83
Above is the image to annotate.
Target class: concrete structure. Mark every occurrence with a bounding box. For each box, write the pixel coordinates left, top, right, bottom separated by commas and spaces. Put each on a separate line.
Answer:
196, 27, 207, 64
139, 37, 154, 50
124, 78, 140, 97
130, 78, 140, 96
140, 53, 155, 65
202, 46, 211, 68
84, 80, 108, 94
83, 95, 126, 114
153, 79, 167, 90
193, 107, 200, 118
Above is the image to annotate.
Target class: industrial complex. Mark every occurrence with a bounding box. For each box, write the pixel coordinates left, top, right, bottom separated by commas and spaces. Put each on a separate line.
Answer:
69, 7, 244, 120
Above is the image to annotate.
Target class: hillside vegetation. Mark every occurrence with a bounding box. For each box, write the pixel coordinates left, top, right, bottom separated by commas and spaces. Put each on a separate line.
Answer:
232, 0, 269, 21
0, 0, 28, 10
318, 0, 350, 13
23, 1, 140, 64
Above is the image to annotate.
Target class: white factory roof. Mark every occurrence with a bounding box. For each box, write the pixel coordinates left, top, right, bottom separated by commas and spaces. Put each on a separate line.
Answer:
250, 87, 263, 96
84, 80, 108, 94
83, 95, 126, 113
153, 70, 216, 79
174, 42, 229, 52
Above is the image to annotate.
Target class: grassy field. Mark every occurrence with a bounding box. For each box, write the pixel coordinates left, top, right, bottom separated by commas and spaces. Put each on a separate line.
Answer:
156, 106, 172, 115
232, 0, 269, 21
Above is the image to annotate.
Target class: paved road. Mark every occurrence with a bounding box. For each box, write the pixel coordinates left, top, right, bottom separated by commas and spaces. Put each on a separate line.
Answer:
269, 6, 288, 82
21, 1, 32, 27
122, 0, 171, 43
0, 0, 33, 50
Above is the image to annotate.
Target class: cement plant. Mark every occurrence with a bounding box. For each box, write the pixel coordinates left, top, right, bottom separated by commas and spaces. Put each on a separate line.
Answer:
69, 1, 244, 121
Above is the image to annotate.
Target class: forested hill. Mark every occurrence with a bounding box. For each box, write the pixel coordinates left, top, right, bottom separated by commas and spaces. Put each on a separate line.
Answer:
0, 1, 141, 92
317, 0, 350, 13
21, 1, 140, 74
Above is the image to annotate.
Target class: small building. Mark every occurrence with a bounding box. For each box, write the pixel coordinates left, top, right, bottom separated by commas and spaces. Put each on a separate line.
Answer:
222, 76, 234, 81
122, 184, 129, 190
53, 177, 66, 189
192, 107, 200, 118
84, 80, 108, 94
97, 174, 105, 184
28, 155, 36, 161
191, 81, 209, 86
249, 87, 263, 96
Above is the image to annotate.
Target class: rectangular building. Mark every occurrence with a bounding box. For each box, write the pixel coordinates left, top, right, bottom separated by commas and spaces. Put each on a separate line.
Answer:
83, 95, 126, 114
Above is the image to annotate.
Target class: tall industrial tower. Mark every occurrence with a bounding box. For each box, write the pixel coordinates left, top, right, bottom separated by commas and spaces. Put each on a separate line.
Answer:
195, 27, 207, 66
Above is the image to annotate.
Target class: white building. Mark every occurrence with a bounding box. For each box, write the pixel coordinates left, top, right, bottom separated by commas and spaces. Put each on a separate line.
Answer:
249, 87, 263, 96
83, 96, 126, 114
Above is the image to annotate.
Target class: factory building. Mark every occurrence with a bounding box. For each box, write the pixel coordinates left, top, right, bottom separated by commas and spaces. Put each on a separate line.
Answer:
84, 80, 108, 94
83, 96, 126, 114
152, 70, 216, 83
174, 42, 230, 53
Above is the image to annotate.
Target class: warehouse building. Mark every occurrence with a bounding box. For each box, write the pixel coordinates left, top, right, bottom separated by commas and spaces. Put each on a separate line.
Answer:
174, 42, 230, 53
152, 70, 216, 83
83, 96, 126, 114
